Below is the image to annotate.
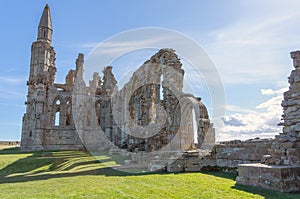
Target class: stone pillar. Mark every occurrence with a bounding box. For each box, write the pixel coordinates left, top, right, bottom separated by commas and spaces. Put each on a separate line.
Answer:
272, 50, 300, 166
236, 51, 300, 193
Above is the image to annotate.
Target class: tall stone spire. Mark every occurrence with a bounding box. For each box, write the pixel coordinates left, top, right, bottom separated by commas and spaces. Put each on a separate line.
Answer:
28, 4, 56, 85
37, 4, 52, 43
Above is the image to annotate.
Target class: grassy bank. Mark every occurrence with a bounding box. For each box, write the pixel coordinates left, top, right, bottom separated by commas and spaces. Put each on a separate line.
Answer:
0, 147, 298, 198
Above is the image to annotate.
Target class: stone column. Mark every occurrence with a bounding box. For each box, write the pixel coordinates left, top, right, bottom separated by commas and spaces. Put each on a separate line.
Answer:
236, 51, 300, 193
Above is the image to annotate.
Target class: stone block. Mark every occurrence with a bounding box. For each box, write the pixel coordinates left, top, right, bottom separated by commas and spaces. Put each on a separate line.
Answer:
294, 140, 300, 147
248, 154, 261, 161
261, 167, 279, 181
295, 167, 300, 180
185, 165, 201, 172
226, 160, 236, 168
236, 164, 300, 193
248, 166, 260, 178
281, 141, 294, 148
281, 168, 295, 181
186, 159, 200, 167
291, 83, 300, 93
167, 162, 184, 172
235, 176, 247, 184
248, 177, 260, 187
285, 106, 298, 113
292, 123, 300, 132
286, 148, 300, 156
216, 159, 228, 167
237, 165, 249, 178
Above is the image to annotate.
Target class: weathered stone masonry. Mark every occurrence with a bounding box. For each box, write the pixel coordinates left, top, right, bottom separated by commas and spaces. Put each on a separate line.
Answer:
21, 5, 215, 152
235, 51, 300, 193
20, 3, 300, 193
170, 51, 300, 192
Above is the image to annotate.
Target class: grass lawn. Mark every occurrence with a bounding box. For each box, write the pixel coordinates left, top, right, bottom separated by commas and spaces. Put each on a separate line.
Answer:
0, 147, 299, 198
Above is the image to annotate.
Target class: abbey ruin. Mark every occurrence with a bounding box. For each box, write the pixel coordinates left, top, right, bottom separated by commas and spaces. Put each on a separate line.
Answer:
20, 5, 215, 152
20, 5, 299, 193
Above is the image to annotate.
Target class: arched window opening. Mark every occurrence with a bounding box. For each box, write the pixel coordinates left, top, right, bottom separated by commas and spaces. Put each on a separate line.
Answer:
95, 102, 101, 125
66, 100, 71, 126
54, 99, 61, 126
87, 113, 91, 127
160, 75, 164, 100
86, 99, 92, 127
55, 111, 60, 126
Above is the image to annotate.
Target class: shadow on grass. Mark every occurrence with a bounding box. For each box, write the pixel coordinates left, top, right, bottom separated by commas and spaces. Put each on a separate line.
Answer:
0, 167, 149, 184
202, 170, 299, 198
0, 147, 22, 154
232, 183, 299, 199
0, 148, 299, 198
203, 168, 300, 197
0, 148, 164, 185
200, 170, 237, 180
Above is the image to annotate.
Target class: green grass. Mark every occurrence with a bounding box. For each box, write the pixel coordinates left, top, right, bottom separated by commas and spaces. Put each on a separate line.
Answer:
0, 147, 299, 198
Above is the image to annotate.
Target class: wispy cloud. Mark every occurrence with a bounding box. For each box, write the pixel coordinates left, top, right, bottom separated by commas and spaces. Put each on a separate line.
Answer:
203, 2, 300, 85
78, 42, 100, 49
225, 104, 258, 114
0, 102, 24, 108
0, 121, 22, 126
0, 89, 24, 99
261, 88, 287, 96
57, 41, 99, 50
0, 76, 26, 84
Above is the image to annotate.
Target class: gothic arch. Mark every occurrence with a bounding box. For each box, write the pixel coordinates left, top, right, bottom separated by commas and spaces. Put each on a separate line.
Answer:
95, 100, 101, 126
52, 97, 62, 126
65, 97, 72, 126
177, 95, 200, 150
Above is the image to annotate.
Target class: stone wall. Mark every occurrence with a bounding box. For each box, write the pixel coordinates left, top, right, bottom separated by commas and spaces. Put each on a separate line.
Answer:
0, 141, 20, 146
21, 4, 215, 153
236, 51, 300, 193
42, 129, 83, 151
167, 138, 273, 173
215, 139, 272, 169
237, 164, 300, 192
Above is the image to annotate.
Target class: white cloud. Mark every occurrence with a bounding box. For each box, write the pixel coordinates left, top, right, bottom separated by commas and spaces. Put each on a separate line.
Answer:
202, 2, 297, 142
0, 76, 26, 84
217, 87, 285, 141
77, 42, 99, 49
225, 104, 258, 114
0, 86, 25, 99
221, 114, 245, 126
261, 88, 287, 96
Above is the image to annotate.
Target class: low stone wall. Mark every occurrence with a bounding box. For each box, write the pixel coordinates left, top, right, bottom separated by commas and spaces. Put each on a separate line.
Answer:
237, 163, 300, 192
214, 138, 273, 169
167, 138, 273, 173
167, 150, 213, 172
0, 141, 20, 146
42, 129, 84, 151
234, 51, 300, 193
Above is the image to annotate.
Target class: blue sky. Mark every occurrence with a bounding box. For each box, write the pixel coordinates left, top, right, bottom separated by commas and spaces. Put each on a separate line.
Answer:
1, 0, 300, 141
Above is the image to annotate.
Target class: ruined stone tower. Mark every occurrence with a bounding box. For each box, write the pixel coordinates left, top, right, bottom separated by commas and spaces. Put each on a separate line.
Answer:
21, 5, 56, 150
21, 5, 83, 150
21, 5, 215, 152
